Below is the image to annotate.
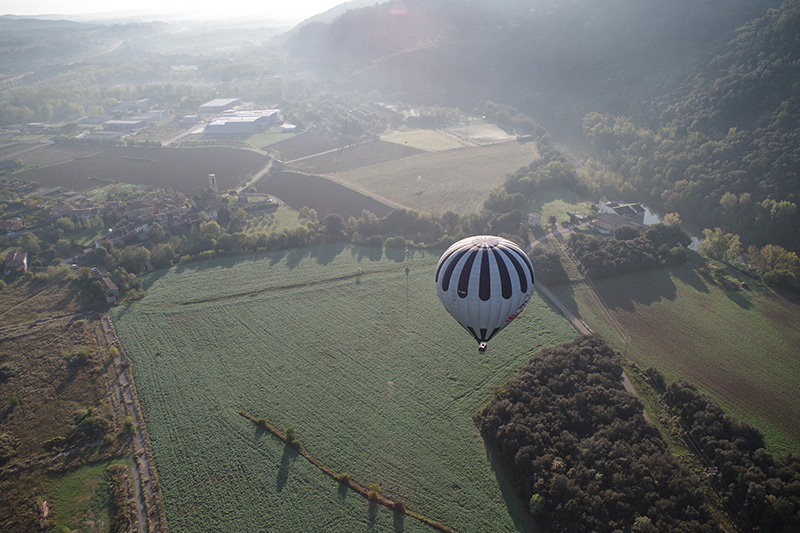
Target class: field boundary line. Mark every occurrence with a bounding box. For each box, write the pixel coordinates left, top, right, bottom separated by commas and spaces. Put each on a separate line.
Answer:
238, 411, 458, 533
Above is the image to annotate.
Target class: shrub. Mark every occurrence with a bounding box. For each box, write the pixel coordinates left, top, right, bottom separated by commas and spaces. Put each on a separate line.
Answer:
8, 396, 19, 407
367, 483, 381, 501
65, 348, 91, 368
529, 493, 545, 516
334, 472, 351, 484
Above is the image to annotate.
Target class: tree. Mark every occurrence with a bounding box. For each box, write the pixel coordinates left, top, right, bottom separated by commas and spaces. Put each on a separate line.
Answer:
698, 228, 741, 262
747, 244, 799, 278
147, 223, 167, 243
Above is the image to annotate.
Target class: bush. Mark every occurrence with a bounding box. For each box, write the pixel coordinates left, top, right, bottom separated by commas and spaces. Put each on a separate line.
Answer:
65, 348, 90, 368
334, 472, 351, 484
367, 483, 381, 502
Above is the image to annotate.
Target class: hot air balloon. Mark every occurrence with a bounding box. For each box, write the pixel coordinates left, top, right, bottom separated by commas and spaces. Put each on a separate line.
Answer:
435, 235, 535, 353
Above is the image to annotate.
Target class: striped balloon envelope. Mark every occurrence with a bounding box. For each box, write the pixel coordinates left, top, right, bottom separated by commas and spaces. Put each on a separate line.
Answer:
435, 235, 535, 353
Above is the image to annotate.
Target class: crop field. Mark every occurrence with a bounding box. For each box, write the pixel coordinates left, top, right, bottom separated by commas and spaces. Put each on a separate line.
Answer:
270, 131, 342, 161
111, 245, 576, 532
381, 129, 466, 152
443, 119, 516, 145
12, 146, 267, 193
548, 262, 800, 452
255, 171, 394, 219
327, 141, 539, 215
288, 140, 423, 174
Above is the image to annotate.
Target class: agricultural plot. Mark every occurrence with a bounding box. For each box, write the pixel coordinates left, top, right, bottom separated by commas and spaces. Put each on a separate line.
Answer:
381, 129, 466, 152
112, 244, 576, 532
288, 140, 423, 174
12, 146, 267, 193
269, 131, 341, 161
328, 141, 539, 215
443, 119, 516, 145
255, 172, 393, 219
548, 263, 800, 453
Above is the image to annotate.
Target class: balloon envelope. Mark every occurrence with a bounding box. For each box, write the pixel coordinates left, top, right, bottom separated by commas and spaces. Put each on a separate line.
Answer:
435, 235, 535, 346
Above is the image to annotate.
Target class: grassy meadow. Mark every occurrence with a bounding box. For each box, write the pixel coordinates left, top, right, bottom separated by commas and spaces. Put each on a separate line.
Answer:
548, 260, 800, 453
381, 129, 466, 152
111, 244, 576, 532
328, 141, 539, 215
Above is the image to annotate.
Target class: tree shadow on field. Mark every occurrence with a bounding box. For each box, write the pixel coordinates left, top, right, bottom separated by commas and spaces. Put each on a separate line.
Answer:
600, 271, 678, 313
276, 445, 299, 493
252, 425, 266, 442
286, 247, 309, 269
671, 264, 710, 294
354, 245, 382, 262
725, 289, 753, 310
392, 509, 405, 532
338, 481, 349, 501
269, 249, 287, 267
312, 242, 347, 265
141, 268, 169, 291
367, 501, 379, 533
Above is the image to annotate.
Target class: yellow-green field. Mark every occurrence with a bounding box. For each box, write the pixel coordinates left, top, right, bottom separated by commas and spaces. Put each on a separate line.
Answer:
328, 141, 539, 215
111, 244, 576, 532
381, 129, 465, 151
444, 119, 517, 145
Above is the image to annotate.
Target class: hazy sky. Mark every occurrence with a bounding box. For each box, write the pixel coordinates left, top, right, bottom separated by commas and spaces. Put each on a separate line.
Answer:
0, 0, 347, 21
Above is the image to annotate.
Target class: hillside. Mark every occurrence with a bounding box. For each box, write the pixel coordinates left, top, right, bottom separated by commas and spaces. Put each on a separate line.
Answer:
284, 0, 800, 253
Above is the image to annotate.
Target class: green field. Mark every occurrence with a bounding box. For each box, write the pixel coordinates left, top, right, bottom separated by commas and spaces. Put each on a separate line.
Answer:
111, 244, 576, 532
528, 188, 594, 224
548, 261, 800, 453
329, 141, 539, 215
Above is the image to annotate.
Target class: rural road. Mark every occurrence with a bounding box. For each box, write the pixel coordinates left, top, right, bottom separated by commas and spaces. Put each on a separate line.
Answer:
529, 227, 650, 420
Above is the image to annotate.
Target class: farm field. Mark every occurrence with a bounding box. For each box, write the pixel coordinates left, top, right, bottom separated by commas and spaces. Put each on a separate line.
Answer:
255, 171, 394, 219
548, 262, 800, 453
11, 146, 267, 194
111, 244, 577, 532
269, 130, 341, 161
444, 119, 517, 145
327, 141, 540, 215
381, 129, 466, 152
288, 139, 423, 174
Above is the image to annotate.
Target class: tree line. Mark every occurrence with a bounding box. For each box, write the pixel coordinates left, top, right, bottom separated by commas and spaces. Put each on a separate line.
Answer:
566, 223, 691, 279
665, 381, 800, 532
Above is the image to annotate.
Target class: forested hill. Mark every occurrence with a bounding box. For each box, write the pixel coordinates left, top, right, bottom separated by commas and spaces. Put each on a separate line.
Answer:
286, 0, 800, 254
285, 0, 782, 130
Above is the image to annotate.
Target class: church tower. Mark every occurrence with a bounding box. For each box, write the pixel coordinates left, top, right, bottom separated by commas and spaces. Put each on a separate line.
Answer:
208, 173, 219, 193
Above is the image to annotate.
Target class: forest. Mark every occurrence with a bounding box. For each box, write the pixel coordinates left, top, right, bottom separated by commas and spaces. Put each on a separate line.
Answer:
477, 336, 800, 532
476, 336, 717, 532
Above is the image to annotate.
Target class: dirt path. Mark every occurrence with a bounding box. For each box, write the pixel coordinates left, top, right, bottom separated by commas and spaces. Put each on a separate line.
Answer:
101, 314, 167, 533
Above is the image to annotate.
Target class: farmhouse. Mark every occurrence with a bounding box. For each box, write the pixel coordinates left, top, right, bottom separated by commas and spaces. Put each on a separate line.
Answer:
528, 212, 542, 227
599, 201, 646, 224
590, 212, 647, 235
4, 248, 28, 275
